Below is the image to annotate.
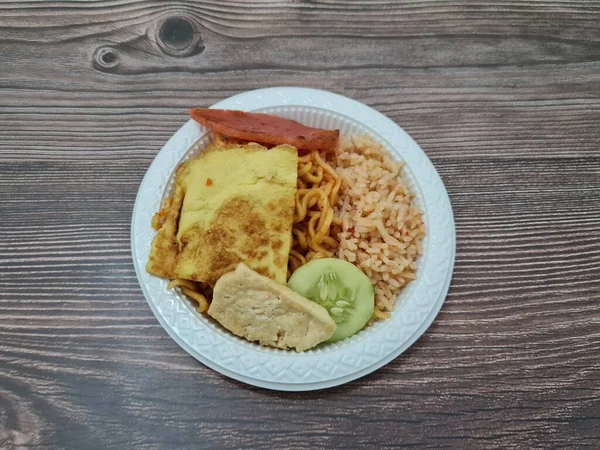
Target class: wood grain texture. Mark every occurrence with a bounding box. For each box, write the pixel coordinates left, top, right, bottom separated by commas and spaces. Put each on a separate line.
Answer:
1, 0, 599, 448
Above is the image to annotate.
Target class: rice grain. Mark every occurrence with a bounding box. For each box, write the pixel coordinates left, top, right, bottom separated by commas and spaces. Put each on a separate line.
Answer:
329, 135, 425, 314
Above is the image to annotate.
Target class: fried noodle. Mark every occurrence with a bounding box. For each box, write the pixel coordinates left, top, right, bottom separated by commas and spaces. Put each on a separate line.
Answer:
288, 151, 343, 277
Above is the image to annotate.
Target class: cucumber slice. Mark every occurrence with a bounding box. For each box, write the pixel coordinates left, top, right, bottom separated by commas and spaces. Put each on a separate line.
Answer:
288, 258, 375, 343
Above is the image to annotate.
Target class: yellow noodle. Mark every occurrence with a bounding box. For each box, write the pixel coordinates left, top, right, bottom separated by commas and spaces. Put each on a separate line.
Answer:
307, 212, 321, 239
329, 177, 342, 205
166, 279, 212, 314
289, 249, 307, 266
321, 176, 335, 197
180, 287, 209, 313
314, 151, 338, 178
321, 235, 339, 248
297, 161, 313, 176
292, 228, 308, 250
315, 208, 334, 240
167, 279, 197, 291
289, 150, 343, 277
303, 166, 323, 184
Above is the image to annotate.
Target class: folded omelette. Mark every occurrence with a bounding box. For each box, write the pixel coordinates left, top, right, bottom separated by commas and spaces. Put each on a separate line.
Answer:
147, 143, 298, 285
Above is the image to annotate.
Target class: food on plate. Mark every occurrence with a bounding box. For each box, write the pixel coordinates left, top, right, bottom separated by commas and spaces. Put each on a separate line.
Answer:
208, 264, 336, 351
332, 136, 425, 317
288, 258, 374, 343
190, 108, 339, 152
147, 108, 424, 350
288, 150, 343, 275
167, 278, 209, 312
146, 143, 297, 286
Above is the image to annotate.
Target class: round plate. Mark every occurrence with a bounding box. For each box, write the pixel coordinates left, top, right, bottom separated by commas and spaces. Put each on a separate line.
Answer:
131, 87, 455, 391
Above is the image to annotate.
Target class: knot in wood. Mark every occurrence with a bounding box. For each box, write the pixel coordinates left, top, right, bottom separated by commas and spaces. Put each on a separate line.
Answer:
95, 47, 119, 69
156, 16, 204, 58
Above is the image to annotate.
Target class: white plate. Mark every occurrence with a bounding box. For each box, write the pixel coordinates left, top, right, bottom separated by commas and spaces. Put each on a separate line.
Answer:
131, 87, 455, 391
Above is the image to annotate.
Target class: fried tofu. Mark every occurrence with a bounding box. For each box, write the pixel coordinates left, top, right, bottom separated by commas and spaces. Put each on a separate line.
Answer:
146, 143, 297, 285
208, 264, 336, 351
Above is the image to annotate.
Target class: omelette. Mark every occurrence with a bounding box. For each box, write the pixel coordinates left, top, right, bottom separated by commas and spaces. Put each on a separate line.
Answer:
147, 142, 298, 285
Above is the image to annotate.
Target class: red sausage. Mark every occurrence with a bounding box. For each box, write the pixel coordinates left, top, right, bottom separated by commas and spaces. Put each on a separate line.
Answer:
190, 108, 339, 152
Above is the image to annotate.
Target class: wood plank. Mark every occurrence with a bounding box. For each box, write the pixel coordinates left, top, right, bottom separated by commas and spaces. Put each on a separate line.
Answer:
0, 0, 599, 448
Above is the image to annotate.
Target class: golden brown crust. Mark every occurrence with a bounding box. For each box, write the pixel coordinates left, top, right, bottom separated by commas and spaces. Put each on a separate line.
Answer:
146, 143, 297, 286
146, 182, 185, 279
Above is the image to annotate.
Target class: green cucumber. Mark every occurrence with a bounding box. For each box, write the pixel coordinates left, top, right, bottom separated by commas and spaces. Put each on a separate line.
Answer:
288, 258, 375, 343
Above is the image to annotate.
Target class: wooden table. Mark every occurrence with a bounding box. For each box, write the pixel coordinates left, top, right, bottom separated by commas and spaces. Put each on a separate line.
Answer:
1, 1, 599, 448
